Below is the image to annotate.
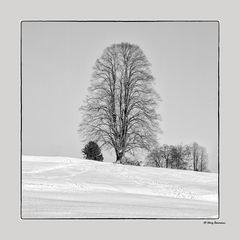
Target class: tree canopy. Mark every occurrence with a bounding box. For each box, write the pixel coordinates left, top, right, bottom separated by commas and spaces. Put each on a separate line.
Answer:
79, 43, 161, 163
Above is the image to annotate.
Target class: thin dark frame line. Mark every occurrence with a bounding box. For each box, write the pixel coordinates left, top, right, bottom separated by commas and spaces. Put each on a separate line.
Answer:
20, 20, 220, 23
20, 20, 220, 220
217, 21, 220, 219
20, 21, 23, 219
21, 217, 219, 220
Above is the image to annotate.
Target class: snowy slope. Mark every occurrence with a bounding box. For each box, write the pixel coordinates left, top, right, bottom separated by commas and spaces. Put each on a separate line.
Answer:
22, 155, 218, 218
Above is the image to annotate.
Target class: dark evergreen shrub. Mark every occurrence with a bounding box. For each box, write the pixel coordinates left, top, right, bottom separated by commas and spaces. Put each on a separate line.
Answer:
82, 141, 104, 161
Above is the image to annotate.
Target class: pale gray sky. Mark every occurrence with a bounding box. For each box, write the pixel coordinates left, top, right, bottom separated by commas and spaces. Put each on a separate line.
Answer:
22, 21, 218, 172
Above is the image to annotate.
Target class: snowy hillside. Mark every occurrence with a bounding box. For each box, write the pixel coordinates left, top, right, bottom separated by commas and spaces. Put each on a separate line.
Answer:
22, 155, 218, 218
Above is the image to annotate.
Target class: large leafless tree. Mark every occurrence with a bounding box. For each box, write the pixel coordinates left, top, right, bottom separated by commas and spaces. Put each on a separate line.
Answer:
79, 43, 161, 163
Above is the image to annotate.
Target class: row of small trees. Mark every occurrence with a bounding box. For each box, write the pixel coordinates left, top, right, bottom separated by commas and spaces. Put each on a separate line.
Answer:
145, 142, 208, 172
82, 140, 208, 172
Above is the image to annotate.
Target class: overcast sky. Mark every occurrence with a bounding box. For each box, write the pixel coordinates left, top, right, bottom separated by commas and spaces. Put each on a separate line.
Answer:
22, 22, 218, 172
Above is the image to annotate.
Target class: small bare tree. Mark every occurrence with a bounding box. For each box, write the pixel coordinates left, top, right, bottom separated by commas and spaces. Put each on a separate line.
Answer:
192, 142, 200, 171
191, 142, 209, 172
145, 146, 164, 168
146, 144, 171, 168
169, 144, 191, 170
79, 43, 160, 163
161, 144, 172, 168
198, 146, 208, 172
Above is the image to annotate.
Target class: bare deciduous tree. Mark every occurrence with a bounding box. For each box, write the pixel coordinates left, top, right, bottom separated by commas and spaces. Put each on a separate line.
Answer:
169, 144, 191, 170
162, 144, 172, 168
192, 142, 200, 171
146, 146, 164, 168
79, 43, 160, 163
191, 142, 209, 172
146, 144, 172, 168
198, 146, 208, 172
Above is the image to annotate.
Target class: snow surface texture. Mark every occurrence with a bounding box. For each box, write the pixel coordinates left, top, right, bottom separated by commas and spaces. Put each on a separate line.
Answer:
22, 155, 218, 218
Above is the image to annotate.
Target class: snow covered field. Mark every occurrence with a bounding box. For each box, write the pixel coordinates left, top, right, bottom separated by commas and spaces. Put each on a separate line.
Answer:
22, 155, 218, 218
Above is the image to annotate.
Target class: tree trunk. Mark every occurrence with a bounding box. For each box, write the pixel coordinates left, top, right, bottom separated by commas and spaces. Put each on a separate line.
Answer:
193, 156, 196, 171
115, 150, 124, 163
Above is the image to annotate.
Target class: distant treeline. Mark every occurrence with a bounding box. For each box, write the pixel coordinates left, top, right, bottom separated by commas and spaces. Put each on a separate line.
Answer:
145, 142, 209, 172
82, 140, 209, 172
